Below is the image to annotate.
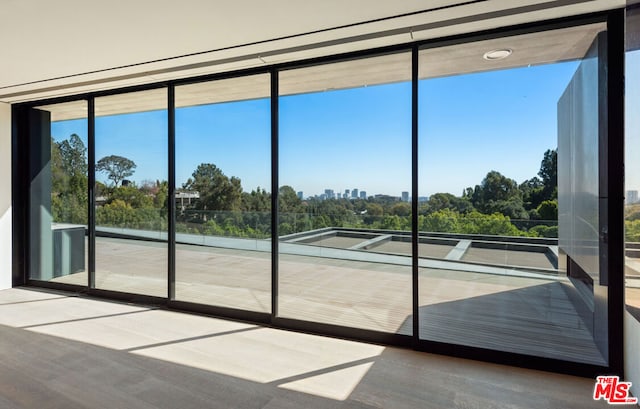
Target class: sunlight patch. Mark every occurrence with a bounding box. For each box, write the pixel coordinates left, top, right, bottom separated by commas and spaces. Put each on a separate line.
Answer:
278, 362, 374, 401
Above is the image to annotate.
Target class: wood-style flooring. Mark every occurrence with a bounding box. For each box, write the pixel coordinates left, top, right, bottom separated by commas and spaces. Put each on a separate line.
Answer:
0, 288, 614, 409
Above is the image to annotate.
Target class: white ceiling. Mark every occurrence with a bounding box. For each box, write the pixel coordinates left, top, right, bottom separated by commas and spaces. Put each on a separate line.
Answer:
0, 0, 623, 103
36, 22, 605, 121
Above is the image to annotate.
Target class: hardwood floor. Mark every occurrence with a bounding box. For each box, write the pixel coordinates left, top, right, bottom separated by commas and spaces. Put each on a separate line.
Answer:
417, 280, 605, 364
0, 288, 613, 409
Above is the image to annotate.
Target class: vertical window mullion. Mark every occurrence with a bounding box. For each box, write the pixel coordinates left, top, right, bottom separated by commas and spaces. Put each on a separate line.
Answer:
271, 69, 279, 320
412, 46, 419, 342
88, 97, 96, 289
168, 85, 176, 300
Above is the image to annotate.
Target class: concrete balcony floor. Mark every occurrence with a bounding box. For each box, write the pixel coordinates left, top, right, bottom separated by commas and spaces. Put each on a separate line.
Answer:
50, 235, 606, 366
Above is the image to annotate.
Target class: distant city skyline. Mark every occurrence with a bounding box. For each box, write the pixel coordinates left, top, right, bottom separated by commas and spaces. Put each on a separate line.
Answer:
297, 188, 413, 201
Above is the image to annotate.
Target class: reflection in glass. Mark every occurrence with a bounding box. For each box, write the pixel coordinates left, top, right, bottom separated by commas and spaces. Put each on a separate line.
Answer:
626, 7, 640, 321
31, 101, 88, 285
278, 53, 413, 334
174, 75, 271, 311
94, 89, 168, 297
418, 24, 608, 365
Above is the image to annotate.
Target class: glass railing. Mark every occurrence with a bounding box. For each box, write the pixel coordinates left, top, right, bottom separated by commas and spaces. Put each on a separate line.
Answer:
278, 213, 557, 238
177, 210, 271, 239
176, 210, 271, 251
95, 207, 167, 240
93, 208, 559, 271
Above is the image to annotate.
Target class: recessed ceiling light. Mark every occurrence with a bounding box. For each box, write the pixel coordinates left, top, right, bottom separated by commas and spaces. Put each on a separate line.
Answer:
483, 48, 512, 61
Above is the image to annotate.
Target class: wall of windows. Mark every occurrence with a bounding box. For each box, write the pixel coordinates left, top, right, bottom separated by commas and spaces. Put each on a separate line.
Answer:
17, 14, 624, 376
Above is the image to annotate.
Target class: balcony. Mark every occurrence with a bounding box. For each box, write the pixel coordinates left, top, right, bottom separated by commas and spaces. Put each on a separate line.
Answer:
48, 223, 606, 366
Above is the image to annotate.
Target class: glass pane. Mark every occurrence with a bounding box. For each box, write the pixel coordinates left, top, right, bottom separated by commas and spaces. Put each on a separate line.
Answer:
94, 89, 168, 297
418, 23, 608, 365
175, 75, 271, 312
626, 6, 640, 322
278, 53, 413, 334
31, 101, 88, 285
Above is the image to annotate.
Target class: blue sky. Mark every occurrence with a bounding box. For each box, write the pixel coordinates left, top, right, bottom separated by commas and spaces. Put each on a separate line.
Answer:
419, 62, 577, 196
51, 59, 592, 197
176, 99, 270, 191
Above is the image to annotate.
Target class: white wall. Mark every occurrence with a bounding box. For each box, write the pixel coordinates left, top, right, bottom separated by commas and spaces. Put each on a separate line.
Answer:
0, 102, 11, 289
625, 311, 640, 400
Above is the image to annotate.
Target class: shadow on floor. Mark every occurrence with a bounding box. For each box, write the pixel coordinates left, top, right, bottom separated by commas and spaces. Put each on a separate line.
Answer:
0, 316, 607, 409
401, 282, 605, 366
0, 286, 606, 409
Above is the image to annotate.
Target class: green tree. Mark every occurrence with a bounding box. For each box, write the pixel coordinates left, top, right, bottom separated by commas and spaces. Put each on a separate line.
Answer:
140, 180, 169, 210
519, 177, 545, 210
390, 202, 411, 217
278, 185, 303, 213
96, 155, 137, 187
486, 197, 529, 220
461, 211, 525, 236
51, 134, 88, 224
380, 215, 409, 230
627, 220, 640, 242
365, 203, 383, 216
472, 171, 521, 205
154, 181, 168, 210
59, 134, 88, 177
538, 149, 557, 200
184, 163, 242, 211
241, 187, 271, 212
536, 199, 558, 220
420, 209, 460, 232
107, 185, 154, 209
425, 193, 474, 214
470, 171, 527, 219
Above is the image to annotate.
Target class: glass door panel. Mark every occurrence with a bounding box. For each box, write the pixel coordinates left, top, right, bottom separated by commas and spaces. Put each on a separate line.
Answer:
418, 23, 609, 365
278, 53, 413, 334
94, 89, 168, 297
30, 101, 88, 286
174, 74, 271, 312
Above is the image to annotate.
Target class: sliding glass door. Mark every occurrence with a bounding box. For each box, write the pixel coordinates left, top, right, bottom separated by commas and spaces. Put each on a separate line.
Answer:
30, 101, 88, 285
20, 15, 621, 372
174, 75, 271, 312
94, 89, 168, 297
277, 53, 413, 334
417, 23, 609, 365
